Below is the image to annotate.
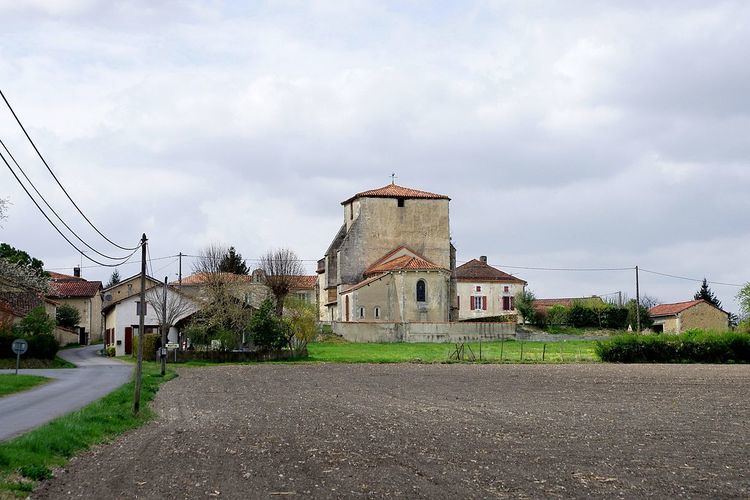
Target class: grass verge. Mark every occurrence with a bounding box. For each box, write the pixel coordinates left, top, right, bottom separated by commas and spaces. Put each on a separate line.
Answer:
0, 375, 49, 398
305, 339, 599, 363
0, 357, 75, 370
0, 362, 175, 497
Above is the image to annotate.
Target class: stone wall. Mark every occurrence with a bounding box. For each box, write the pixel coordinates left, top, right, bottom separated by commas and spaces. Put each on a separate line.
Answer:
332, 321, 516, 343
679, 302, 729, 332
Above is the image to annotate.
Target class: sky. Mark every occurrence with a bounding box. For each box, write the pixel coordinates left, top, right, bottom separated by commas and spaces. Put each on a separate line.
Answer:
0, 0, 748, 313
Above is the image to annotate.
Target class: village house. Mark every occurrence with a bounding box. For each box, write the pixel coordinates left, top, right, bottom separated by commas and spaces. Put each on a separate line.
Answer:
455, 257, 527, 321
649, 299, 729, 334
317, 183, 456, 323
47, 268, 103, 344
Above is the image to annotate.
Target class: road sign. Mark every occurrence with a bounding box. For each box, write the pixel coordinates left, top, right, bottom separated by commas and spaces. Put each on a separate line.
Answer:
11, 339, 28, 355
12, 338, 28, 375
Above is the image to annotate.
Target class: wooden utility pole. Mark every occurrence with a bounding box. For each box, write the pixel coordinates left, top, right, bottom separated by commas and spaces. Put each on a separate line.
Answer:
635, 265, 641, 333
161, 276, 167, 376
133, 233, 147, 415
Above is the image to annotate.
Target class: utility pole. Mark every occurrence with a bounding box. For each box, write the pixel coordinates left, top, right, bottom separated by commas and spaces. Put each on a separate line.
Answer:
635, 265, 641, 333
133, 233, 147, 415
618, 290, 623, 308
178, 252, 183, 287
160, 276, 167, 376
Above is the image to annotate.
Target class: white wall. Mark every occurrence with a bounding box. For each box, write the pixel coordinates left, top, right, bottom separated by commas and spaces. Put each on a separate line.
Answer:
457, 281, 524, 320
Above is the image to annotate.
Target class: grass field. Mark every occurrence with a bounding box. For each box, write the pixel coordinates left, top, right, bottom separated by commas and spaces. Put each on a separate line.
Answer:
306, 339, 599, 363
0, 375, 49, 398
0, 362, 175, 497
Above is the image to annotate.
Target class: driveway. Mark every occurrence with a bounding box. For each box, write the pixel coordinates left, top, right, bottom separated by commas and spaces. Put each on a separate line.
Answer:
36, 363, 750, 498
0, 345, 132, 441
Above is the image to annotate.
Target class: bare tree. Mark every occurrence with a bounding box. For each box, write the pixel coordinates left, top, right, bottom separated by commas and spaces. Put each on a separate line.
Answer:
0, 197, 8, 227
259, 248, 304, 315
146, 285, 197, 337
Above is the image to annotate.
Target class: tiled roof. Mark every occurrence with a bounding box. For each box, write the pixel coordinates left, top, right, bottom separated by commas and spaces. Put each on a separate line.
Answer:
455, 259, 527, 284
364, 253, 445, 277
0, 290, 50, 318
342, 273, 389, 293
49, 276, 102, 298
342, 183, 450, 205
649, 300, 706, 317
290, 275, 317, 290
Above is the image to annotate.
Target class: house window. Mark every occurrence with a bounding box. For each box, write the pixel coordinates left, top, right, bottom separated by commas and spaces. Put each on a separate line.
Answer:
136, 301, 147, 315
359, 306, 365, 319
471, 296, 487, 311
476, 285, 482, 292
397, 198, 405, 207
503, 286, 510, 293
416, 280, 426, 302
374, 306, 380, 319
503, 296, 513, 311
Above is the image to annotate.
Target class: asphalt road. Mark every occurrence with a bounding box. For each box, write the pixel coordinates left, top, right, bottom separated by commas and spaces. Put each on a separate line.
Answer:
36, 363, 750, 499
0, 345, 132, 441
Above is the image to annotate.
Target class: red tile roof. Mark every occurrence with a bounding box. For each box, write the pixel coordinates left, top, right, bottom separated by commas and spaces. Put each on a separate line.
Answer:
649, 300, 709, 317
366, 254, 443, 275
177, 272, 316, 290
455, 259, 527, 284
48, 274, 102, 298
342, 183, 450, 205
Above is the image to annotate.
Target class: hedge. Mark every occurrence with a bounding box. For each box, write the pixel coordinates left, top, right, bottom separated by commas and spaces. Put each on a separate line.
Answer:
131, 333, 160, 358
0, 333, 60, 360
595, 331, 750, 363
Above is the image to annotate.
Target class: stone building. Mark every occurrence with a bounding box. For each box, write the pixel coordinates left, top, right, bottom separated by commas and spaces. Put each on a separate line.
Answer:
48, 269, 103, 344
317, 183, 456, 323
649, 299, 729, 334
455, 257, 526, 321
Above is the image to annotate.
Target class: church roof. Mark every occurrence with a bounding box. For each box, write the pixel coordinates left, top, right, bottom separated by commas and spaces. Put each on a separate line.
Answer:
455, 259, 527, 284
363, 246, 447, 277
341, 183, 450, 205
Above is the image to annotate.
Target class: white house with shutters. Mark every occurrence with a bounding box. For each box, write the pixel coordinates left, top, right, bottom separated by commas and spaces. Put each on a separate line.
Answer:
455, 257, 527, 321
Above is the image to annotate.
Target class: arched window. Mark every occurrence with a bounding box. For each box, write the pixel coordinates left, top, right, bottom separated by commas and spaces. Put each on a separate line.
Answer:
359, 306, 365, 319
374, 306, 381, 319
416, 279, 426, 302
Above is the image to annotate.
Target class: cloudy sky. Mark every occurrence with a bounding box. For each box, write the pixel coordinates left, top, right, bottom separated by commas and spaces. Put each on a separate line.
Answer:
1, 0, 748, 313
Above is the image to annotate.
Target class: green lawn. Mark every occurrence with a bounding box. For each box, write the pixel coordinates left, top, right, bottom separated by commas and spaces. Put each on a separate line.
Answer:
306, 339, 599, 363
0, 362, 175, 496
0, 375, 49, 398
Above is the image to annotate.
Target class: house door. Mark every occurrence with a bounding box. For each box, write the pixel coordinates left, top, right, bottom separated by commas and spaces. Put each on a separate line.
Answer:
78, 327, 87, 345
125, 327, 133, 355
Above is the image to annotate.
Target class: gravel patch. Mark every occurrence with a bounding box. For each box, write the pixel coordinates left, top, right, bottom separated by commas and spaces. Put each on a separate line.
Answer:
35, 363, 750, 498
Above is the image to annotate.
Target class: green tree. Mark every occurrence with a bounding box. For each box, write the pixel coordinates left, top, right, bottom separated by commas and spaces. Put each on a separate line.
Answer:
219, 247, 248, 275
248, 298, 287, 350
514, 289, 536, 325
105, 269, 121, 288
17, 306, 56, 336
694, 278, 722, 309
737, 283, 750, 319
56, 304, 81, 328
0, 243, 48, 277
283, 296, 317, 356
626, 299, 653, 332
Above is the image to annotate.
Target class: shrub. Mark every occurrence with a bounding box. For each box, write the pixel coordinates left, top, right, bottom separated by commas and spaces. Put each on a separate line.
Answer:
595, 331, 750, 363
131, 333, 160, 358
515, 290, 536, 324
249, 298, 287, 351
55, 304, 81, 328
16, 306, 55, 336
106, 345, 116, 357
547, 305, 569, 326
568, 303, 597, 328
531, 308, 548, 328
283, 296, 317, 356
0, 332, 59, 359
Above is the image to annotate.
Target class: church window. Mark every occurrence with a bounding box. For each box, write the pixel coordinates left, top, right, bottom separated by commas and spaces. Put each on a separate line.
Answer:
397, 198, 405, 207
359, 306, 365, 319
416, 280, 426, 302
374, 306, 380, 319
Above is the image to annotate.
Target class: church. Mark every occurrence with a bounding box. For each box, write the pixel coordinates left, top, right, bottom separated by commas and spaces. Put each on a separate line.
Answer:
317, 183, 457, 323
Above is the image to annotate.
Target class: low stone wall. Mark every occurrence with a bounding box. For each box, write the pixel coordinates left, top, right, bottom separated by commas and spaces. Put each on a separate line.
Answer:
331, 321, 516, 343
173, 348, 305, 363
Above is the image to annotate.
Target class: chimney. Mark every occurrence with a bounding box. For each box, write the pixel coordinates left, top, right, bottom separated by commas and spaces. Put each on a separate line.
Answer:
73, 266, 81, 278
480, 256, 487, 264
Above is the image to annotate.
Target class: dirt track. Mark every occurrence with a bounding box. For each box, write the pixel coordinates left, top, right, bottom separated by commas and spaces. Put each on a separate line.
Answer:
36, 364, 750, 498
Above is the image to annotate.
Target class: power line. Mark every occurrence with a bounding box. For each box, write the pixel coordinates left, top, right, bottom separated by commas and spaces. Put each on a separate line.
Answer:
0, 89, 140, 251
1, 148, 141, 267
640, 268, 744, 288
0, 137, 136, 261
45, 254, 176, 271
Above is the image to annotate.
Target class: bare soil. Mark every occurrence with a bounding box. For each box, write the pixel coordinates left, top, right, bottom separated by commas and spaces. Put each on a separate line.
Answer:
36, 364, 750, 499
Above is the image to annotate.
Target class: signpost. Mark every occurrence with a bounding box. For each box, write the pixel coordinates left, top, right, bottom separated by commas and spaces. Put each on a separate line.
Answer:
11, 338, 28, 375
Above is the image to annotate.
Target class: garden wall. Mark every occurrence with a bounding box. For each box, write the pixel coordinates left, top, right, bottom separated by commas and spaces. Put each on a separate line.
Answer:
331, 321, 516, 343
